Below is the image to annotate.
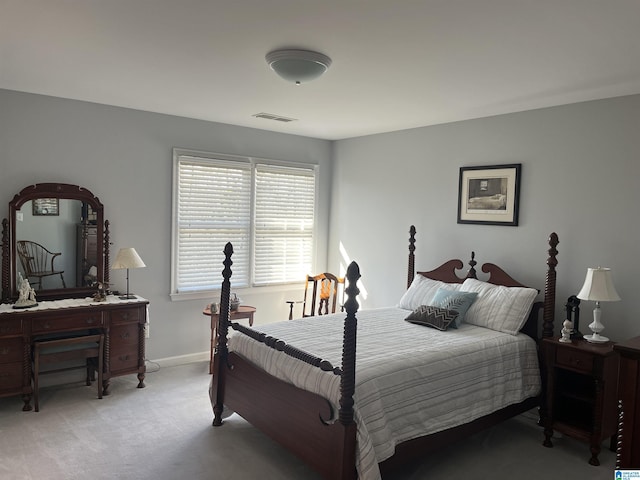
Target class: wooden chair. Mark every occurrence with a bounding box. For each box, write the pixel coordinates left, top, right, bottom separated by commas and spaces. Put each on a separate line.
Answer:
32, 333, 104, 412
286, 273, 344, 320
16, 240, 67, 290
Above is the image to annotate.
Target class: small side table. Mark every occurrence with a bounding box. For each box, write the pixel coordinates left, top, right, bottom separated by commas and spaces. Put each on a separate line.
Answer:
541, 337, 620, 465
202, 305, 256, 374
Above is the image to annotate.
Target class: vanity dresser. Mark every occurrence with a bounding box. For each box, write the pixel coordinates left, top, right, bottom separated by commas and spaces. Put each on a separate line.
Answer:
0, 183, 147, 411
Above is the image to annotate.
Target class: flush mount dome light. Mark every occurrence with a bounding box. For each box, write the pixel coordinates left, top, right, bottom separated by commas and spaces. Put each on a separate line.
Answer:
265, 49, 332, 85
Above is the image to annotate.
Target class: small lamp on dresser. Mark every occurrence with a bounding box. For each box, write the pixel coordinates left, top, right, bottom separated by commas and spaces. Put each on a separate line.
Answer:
111, 247, 146, 300
576, 267, 620, 343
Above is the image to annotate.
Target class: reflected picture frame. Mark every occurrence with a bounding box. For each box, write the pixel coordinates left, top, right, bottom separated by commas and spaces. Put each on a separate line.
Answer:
32, 198, 59, 216
457, 164, 521, 226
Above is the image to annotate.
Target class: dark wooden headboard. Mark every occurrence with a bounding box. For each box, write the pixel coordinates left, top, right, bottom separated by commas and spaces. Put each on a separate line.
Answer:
405, 225, 559, 340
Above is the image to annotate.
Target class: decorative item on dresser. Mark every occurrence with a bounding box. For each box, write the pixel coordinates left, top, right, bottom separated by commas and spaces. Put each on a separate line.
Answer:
0, 183, 148, 411
565, 295, 583, 339
209, 226, 559, 480
576, 267, 621, 343
614, 336, 640, 469
111, 247, 146, 300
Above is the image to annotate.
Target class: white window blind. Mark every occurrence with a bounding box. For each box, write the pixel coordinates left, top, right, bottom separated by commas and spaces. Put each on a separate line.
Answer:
254, 164, 315, 285
175, 156, 251, 292
172, 151, 316, 297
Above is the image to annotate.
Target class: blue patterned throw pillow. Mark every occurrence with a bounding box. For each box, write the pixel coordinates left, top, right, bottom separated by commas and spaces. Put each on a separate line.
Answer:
429, 288, 478, 328
405, 305, 459, 331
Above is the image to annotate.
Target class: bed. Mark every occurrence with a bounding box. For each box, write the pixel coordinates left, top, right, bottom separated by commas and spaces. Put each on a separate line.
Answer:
210, 226, 559, 479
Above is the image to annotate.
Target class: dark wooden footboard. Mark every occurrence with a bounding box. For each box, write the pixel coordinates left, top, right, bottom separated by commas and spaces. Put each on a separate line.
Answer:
211, 242, 360, 480
223, 351, 357, 479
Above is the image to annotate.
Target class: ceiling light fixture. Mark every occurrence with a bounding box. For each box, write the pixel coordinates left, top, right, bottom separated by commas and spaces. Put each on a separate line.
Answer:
265, 49, 332, 85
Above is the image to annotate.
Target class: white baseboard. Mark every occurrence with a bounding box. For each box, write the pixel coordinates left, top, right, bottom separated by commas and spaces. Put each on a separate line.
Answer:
149, 351, 209, 368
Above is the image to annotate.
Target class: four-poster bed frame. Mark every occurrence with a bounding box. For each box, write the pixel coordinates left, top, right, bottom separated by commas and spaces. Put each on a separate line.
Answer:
210, 226, 559, 479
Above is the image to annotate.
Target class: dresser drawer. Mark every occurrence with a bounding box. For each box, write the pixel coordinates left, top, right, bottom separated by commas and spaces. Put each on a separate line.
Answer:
110, 307, 142, 325
556, 347, 594, 373
110, 323, 140, 371
0, 318, 23, 336
110, 323, 139, 348
0, 338, 24, 364
110, 350, 139, 372
32, 311, 104, 334
0, 362, 23, 390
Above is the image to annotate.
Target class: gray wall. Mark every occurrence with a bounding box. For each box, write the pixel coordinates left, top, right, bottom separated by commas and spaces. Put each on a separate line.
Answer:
0, 89, 333, 362
330, 94, 640, 342
2, 89, 639, 359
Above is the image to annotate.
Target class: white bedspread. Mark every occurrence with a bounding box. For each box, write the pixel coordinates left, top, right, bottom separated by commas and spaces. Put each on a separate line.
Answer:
227, 307, 540, 480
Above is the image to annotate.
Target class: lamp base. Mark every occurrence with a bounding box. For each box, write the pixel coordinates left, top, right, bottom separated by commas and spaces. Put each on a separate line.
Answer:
118, 294, 137, 300
584, 333, 609, 344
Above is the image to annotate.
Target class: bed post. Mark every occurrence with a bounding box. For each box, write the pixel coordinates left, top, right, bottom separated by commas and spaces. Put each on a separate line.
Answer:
1, 218, 9, 302
337, 261, 360, 479
212, 242, 233, 426
542, 233, 559, 338
408, 225, 416, 289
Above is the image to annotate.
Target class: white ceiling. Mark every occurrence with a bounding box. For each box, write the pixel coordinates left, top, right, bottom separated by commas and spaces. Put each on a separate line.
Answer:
2, 1, 640, 140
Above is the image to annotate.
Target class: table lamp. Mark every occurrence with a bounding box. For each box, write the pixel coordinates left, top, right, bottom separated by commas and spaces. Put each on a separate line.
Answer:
576, 267, 620, 343
111, 247, 146, 300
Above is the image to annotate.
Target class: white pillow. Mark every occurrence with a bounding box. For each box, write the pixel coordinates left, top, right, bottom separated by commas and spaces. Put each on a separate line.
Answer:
460, 278, 538, 335
398, 275, 461, 311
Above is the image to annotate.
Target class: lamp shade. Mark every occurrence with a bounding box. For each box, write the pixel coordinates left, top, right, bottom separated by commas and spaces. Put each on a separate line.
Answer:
576, 267, 620, 302
266, 49, 332, 85
111, 248, 146, 270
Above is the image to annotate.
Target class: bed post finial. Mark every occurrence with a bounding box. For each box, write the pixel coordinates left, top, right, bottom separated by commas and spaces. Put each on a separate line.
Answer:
213, 242, 234, 426
408, 225, 416, 289
339, 261, 360, 427
467, 251, 477, 279
542, 233, 559, 338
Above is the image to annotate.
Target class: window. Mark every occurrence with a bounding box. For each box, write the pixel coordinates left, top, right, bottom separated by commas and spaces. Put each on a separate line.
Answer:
171, 149, 317, 299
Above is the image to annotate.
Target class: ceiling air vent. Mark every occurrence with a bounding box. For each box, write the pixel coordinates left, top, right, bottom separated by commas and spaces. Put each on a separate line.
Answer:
252, 112, 297, 123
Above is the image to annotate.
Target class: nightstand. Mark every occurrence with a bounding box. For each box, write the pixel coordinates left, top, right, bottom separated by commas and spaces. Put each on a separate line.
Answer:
541, 337, 620, 465
613, 336, 640, 468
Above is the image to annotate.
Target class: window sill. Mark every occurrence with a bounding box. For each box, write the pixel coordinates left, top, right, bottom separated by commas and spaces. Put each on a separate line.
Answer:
169, 282, 298, 302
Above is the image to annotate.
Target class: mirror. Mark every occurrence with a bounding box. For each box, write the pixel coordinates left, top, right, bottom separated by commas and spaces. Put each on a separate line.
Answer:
1, 183, 109, 301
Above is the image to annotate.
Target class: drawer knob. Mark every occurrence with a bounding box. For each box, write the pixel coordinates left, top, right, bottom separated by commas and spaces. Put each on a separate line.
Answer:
0, 347, 10, 355
120, 332, 130, 339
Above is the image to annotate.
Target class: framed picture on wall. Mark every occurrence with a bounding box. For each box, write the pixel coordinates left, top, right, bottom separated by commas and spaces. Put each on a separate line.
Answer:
457, 164, 521, 226
32, 198, 59, 216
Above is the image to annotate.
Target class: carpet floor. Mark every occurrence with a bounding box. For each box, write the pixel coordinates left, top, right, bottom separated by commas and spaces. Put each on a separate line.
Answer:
0, 361, 615, 479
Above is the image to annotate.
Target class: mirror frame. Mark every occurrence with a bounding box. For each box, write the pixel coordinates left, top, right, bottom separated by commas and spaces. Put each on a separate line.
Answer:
1, 183, 110, 302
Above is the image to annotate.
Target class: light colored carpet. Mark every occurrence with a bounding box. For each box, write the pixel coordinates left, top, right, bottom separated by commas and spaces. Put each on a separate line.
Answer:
0, 361, 615, 479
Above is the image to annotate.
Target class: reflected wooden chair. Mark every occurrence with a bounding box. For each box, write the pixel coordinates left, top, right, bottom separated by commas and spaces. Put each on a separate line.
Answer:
286, 273, 344, 320
32, 333, 104, 412
17, 240, 67, 290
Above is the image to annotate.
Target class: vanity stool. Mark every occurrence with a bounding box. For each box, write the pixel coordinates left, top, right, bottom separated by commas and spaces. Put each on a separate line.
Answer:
32, 333, 104, 412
